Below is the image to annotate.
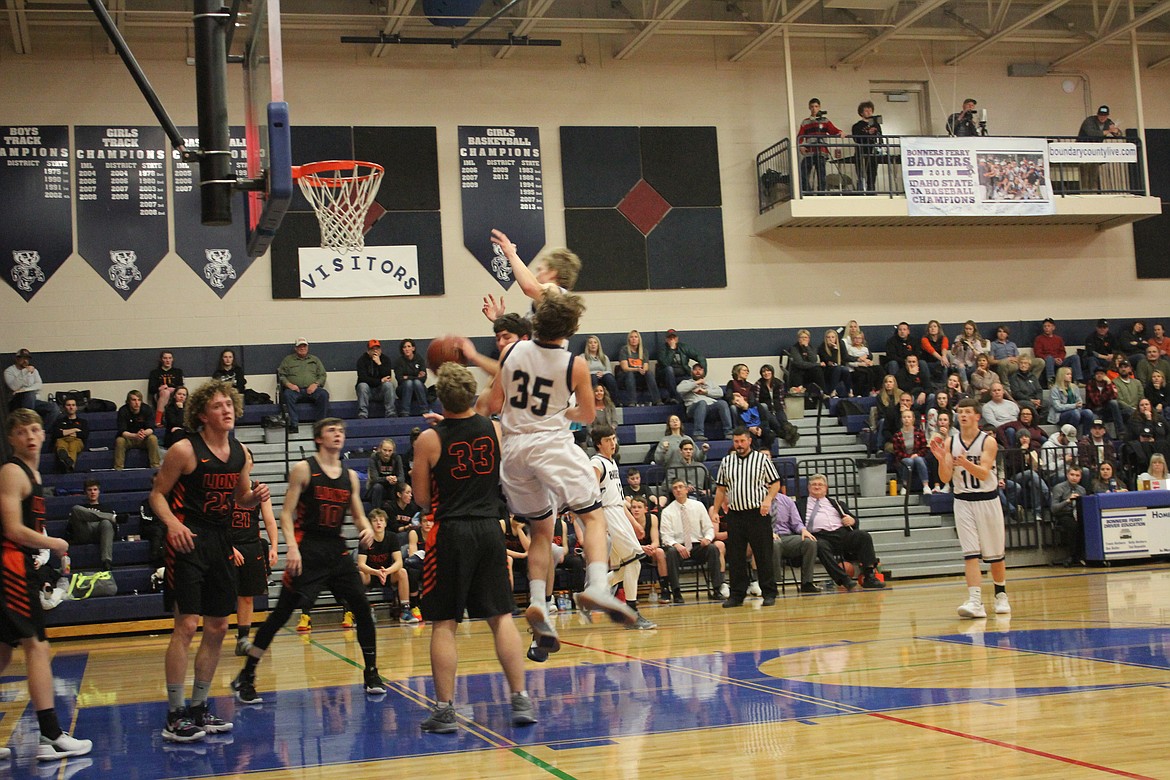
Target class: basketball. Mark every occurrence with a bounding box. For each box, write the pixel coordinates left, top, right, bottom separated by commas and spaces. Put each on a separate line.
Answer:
426, 336, 465, 372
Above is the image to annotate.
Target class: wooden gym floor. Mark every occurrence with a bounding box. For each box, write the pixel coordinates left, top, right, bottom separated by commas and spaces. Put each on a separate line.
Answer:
4, 564, 1168, 779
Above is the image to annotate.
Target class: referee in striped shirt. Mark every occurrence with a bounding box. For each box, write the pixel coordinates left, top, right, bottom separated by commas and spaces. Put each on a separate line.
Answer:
710, 428, 781, 607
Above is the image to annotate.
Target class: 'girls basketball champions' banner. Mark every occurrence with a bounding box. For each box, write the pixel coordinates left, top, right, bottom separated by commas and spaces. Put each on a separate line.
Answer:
458, 126, 545, 288
901, 137, 1053, 217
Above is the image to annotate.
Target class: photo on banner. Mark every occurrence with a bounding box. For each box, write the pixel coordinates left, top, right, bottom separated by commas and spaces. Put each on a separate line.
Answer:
901, 137, 1054, 217
0, 125, 72, 301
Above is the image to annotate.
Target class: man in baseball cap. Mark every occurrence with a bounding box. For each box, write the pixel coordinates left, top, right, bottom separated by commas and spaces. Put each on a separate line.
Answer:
4, 348, 60, 430
657, 329, 706, 404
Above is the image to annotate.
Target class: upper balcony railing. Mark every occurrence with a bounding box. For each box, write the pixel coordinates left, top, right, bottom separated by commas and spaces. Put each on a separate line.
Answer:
755, 135, 1147, 215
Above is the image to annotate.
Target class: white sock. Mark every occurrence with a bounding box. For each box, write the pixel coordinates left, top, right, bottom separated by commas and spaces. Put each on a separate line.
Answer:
529, 580, 547, 613
585, 562, 607, 592
968, 586, 982, 601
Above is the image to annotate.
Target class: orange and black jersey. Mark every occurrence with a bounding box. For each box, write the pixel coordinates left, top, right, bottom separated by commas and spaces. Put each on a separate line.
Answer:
295, 456, 352, 541
170, 434, 246, 528
228, 501, 261, 545
360, 534, 398, 569
430, 415, 502, 522
4, 458, 44, 547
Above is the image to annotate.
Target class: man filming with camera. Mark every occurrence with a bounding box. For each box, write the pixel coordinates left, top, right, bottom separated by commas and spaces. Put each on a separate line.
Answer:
947, 98, 983, 137
797, 98, 844, 193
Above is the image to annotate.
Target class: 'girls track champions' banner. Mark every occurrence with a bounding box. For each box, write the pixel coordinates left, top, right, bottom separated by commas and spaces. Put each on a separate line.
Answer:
901, 137, 1053, 217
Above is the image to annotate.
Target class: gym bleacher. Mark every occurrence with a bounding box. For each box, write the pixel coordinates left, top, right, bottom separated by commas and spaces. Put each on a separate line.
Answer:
32, 382, 981, 636
25, 316, 1135, 634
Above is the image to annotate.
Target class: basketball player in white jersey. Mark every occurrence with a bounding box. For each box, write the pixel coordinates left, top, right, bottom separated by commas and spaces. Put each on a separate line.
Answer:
591, 425, 656, 631
481, 229, 580, 324
930, 397, 1010, 618
481, 291, 636, 657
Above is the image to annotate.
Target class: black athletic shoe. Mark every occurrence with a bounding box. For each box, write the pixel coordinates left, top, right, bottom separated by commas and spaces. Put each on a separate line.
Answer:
721, 598, 744, 608
231, 671, 263, 705
526, 640, 549, 663
162, 709, 206, 743
188, 703, 232, 734
364, 668, 387, 695
761, 596, 776, 606
799, 583, 821, 594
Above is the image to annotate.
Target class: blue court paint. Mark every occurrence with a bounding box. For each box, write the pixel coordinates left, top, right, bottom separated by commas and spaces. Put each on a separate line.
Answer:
1, 628, 1163, 778
927, 627, 1170, 670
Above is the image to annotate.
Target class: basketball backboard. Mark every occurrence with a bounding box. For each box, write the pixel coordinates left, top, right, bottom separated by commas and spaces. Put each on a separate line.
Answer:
242, 0, 292, 258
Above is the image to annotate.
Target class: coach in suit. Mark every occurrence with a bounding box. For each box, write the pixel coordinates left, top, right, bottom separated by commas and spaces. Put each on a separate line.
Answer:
795, 474, 885, 590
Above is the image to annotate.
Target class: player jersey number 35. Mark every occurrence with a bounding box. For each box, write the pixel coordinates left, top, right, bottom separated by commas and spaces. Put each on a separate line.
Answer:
500, 341, 574, 436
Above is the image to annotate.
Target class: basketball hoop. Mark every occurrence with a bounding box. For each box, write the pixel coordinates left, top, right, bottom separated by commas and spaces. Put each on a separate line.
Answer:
293, 160, 385, 250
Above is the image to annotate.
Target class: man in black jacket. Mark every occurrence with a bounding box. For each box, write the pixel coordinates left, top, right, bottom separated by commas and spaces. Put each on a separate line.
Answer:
1083, 319, 1117, 376
114, 390, 159, 470
883, 323, 918, 376
795, 475, 884, 590
355, 339, 397, 419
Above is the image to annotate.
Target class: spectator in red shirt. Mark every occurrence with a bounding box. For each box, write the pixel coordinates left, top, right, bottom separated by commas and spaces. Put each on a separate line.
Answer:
1086, 366, 1124, 434
797, 98, 843, 193
1146, 323, 1170, 357
1033, 317, 1083, 385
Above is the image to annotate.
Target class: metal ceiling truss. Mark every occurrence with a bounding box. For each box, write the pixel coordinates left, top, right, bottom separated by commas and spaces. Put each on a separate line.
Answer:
3, 1, 1170, 67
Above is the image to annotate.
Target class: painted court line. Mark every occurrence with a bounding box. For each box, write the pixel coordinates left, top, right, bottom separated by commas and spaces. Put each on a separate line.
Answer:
296, 629, 578, 780
867, 711, 1158, 779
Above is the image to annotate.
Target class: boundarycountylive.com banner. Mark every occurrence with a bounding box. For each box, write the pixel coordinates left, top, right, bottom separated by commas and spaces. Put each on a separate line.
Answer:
901, 137, 1053, 217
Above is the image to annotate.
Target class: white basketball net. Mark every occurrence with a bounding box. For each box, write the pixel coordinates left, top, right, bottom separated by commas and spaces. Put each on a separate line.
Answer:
296, 161, 384, 250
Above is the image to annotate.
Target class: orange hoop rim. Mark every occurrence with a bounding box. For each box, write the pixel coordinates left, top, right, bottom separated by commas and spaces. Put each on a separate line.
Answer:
292, 159, 384, 187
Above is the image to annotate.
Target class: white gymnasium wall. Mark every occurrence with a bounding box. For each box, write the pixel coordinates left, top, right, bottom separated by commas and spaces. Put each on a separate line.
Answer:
2, 33, 1169, 370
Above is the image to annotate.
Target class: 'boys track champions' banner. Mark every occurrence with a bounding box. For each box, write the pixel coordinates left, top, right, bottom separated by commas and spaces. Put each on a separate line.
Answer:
901, 137, 1054, 217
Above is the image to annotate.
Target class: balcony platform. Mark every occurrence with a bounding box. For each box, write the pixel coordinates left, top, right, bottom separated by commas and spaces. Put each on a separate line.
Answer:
754, 192, 1162, 234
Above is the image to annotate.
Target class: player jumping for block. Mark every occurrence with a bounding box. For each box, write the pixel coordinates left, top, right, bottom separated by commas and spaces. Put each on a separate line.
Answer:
481, 290, 637, 660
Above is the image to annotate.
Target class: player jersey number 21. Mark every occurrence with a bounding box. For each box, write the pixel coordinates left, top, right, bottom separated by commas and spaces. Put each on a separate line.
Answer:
509, 370, 553, 416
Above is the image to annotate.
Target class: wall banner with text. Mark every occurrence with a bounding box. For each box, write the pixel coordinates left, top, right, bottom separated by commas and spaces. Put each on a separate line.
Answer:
901, 137, 1053, 217
75, 125, 169, 299
172, 126, 253, 298
0, 125, 72, 301
458, 126, 544, 289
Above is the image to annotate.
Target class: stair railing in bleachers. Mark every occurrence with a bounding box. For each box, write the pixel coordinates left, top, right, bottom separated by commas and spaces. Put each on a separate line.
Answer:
795, 456, 859, 512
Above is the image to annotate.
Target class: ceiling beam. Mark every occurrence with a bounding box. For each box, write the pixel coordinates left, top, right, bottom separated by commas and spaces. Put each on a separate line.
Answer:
6, 0, 32, 54
728, 0, 820, 63
496, 0, 557, 58
990, 0, 1014, 32
614, 0, 691, 60
945, 0, 1072, 65
1097, 0, 1123, 33
838, 0, 952, 65
1051, 0, 1170, 66
372, 0, 417, 57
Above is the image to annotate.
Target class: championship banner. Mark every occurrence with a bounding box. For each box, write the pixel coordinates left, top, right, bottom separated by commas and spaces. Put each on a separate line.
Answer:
1047, 142, 1138, 164
0, 125, 72, 301
297, 246, 420, 299
458, 126, 544, 289
902, 137, 1053, 217
172, 126, 252, 298
75, 125, 169, 299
